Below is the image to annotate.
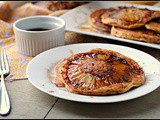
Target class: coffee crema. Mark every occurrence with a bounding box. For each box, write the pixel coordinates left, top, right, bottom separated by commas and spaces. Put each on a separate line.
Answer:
26, 28, 51, 31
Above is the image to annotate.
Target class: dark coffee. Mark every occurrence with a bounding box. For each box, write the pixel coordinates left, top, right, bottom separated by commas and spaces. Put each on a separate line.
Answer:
26, 28, 50, 31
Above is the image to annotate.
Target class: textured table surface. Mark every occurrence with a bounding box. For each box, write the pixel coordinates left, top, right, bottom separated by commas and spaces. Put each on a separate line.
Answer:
0, 79, 160, 119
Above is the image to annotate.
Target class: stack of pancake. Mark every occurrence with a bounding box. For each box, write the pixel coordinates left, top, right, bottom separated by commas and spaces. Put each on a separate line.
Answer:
89, 6, 160, 44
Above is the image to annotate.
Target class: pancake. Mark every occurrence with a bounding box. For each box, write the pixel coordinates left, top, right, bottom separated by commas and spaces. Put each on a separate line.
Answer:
55, 48, 145, 95
101, 6, 160, 29
111, 26, 160, 44
145, 21, 160, 33
124, 1, 158, 6
46, 1, 87, 11
55, 60, 65, 87
89, 8, 112, 32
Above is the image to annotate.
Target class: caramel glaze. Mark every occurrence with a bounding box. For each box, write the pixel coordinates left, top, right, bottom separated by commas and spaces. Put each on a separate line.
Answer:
62, 51, 143, 90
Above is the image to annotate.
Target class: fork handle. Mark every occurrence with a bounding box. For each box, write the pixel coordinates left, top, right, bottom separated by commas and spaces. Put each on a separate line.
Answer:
0, 73, 10, 115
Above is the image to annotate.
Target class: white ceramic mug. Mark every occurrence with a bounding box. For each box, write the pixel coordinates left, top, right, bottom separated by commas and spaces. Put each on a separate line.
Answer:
13, 16, 65, 57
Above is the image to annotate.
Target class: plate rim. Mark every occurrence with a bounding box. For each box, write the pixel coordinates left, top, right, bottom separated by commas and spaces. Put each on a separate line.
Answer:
26, 43, 160, 103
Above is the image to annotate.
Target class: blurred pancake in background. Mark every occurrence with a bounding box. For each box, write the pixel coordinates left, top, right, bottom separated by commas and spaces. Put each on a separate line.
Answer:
89, 8, 111, 32
123, 1, 158, 6
145, 22, 160, 33
46, 1, 87, 11
101, 6, 160, 29
111, 26, 160, 44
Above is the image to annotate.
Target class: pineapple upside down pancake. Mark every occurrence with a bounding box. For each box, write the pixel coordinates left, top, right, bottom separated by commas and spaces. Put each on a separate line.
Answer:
54, 48, 145, 95
101, 6, 160, 29
89, 8, 111, 32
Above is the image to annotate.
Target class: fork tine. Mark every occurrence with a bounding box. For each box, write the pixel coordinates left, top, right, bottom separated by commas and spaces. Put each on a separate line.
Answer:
3, 49, 9, 72
0, 49, 9, 74
1, 49, 5, 72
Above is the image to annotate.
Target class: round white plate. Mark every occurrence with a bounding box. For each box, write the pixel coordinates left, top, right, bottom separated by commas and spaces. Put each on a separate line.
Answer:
26, 43, 160, 103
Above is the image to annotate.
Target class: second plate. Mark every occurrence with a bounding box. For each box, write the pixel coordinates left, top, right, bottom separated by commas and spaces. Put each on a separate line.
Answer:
60, 1, 160, 49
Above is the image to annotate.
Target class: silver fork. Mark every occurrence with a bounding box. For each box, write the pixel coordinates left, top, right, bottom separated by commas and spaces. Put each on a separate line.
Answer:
0, 49, 10, 115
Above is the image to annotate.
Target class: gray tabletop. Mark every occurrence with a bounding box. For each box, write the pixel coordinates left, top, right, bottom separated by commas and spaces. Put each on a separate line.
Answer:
0, 79, 159, 119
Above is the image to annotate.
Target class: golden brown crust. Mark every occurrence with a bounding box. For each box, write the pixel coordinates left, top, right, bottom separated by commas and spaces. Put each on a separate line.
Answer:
145, 22, 160, 33
89, 8, 111, 32
55, 60, 65, 87
55, 48, 145, 95
111, 26, 160, 44
101, 6, 160, 29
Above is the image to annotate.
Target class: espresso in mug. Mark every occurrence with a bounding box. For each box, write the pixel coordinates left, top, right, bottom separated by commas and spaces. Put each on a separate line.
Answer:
25, 23, 60, 31
26, 28, 50, 31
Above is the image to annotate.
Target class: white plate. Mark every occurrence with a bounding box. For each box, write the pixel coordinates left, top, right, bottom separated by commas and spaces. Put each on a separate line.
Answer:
26, 43, 160, 103
60, 1, 160, 49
